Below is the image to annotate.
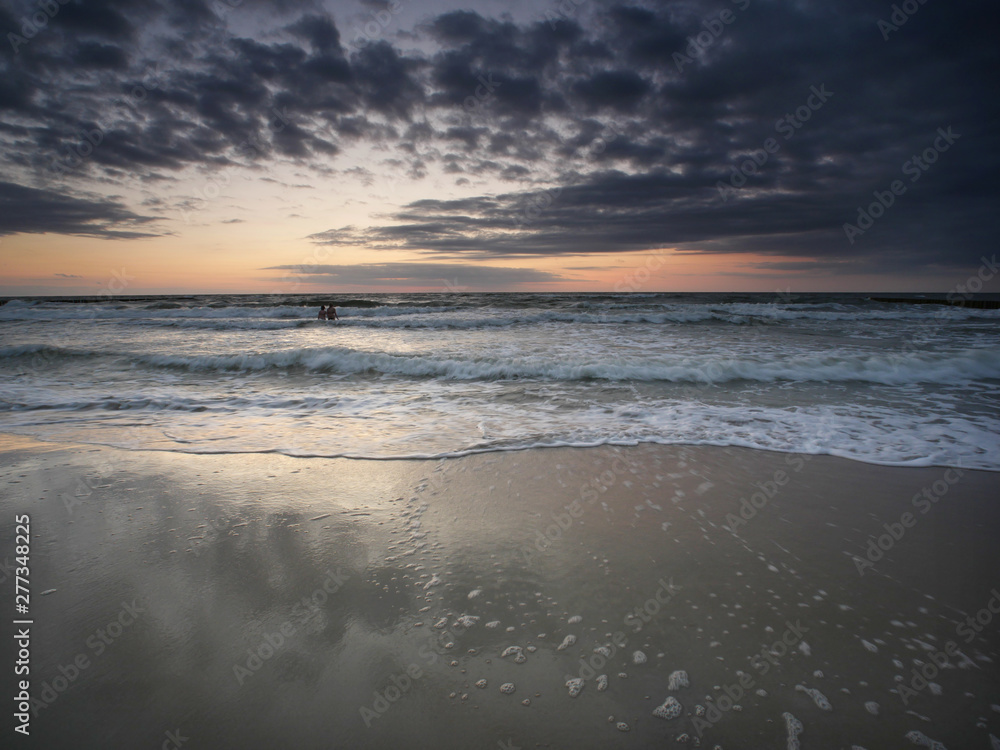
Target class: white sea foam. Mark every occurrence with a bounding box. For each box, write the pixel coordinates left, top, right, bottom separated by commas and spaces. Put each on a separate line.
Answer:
4, 293, 998, 470
42, 343, 996, 387
653, 696, 682, 720
905, 730, 947, 749
667, 670, 689, 690
795, 684, 832, 711
783, 712, 804, 750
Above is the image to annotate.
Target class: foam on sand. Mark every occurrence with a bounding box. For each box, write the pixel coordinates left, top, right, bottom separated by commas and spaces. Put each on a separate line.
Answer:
905, 730, 947, 749
783, 712, 804, 750
653, 696, 682, 720
565, 678, 584, 697
556, 634, 576, 651
668, 670, 689, 690
795, 684, 832, 711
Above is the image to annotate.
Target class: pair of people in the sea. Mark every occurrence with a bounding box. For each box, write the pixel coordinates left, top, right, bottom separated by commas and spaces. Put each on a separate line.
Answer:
318, 305, 338, 321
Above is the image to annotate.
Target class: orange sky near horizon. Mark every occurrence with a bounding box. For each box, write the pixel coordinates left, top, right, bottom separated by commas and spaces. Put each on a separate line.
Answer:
0, 226, 956, 296
0, 132, 963, 296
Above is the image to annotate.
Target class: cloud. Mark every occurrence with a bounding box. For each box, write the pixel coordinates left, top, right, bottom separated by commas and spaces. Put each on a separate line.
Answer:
54, 273, 82, 278
263, 261, 565, 287
571, 70, 651, 112
0, 0, 996, 276
0, 181, 161, 239
306, 160, 995, 272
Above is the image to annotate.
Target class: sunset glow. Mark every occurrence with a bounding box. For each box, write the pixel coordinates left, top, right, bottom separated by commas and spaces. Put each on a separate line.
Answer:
2, 0, 996, 296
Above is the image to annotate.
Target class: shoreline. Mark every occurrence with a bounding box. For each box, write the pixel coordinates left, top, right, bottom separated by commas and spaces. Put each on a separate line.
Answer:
2, 435, 998, 748
1, 431, 996, 473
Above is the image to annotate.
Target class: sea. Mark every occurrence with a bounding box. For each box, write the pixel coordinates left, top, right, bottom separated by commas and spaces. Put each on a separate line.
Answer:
1, 292, 998, 469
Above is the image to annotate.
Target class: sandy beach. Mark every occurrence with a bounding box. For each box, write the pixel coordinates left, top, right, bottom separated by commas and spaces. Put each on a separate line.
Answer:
4, 0, 998, 744
2, 435, 998, 749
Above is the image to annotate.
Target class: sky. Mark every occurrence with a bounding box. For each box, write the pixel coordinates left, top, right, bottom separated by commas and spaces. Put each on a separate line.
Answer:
0, 0, 998, 295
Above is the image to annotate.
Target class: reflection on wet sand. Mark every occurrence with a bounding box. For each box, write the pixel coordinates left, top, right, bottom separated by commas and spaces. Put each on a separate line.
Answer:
2, 438, 999, 749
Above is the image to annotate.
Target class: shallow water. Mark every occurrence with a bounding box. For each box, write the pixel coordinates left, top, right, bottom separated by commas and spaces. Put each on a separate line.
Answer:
1, 292, 999, 468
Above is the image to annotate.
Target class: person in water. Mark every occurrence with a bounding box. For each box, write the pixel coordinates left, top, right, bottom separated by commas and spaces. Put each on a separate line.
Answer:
317, 305, 327, 320
326, 305, 338, 320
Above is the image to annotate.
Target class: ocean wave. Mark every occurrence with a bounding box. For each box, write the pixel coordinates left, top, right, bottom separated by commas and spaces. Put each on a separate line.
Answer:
0, 392, 348, 414
118, 345, 1000, 384
329, 309, 734, 328
4, 297, 999, 326
715, 302, 1000, 323
0, 303, 319, 321
0, 344, 97, 360
4, 341, 999, 384
0, 305, 893, 329
132, 318, 314, 330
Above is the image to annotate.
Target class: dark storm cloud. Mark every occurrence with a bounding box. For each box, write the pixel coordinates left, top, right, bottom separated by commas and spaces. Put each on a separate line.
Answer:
329, 0, 998, 272
51, 0, 135, 42
0, 0, 414, 178
0, 0, 997, 273
286, 13, 342, 52
351, 40, 424, 119
308, 160, 996, 272
571, 70, 650, 112
0, 181, 160, 238
73, 41, 129, 70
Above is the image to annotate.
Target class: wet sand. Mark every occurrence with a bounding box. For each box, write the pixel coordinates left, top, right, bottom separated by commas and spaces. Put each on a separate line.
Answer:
2, 436, 999, 749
